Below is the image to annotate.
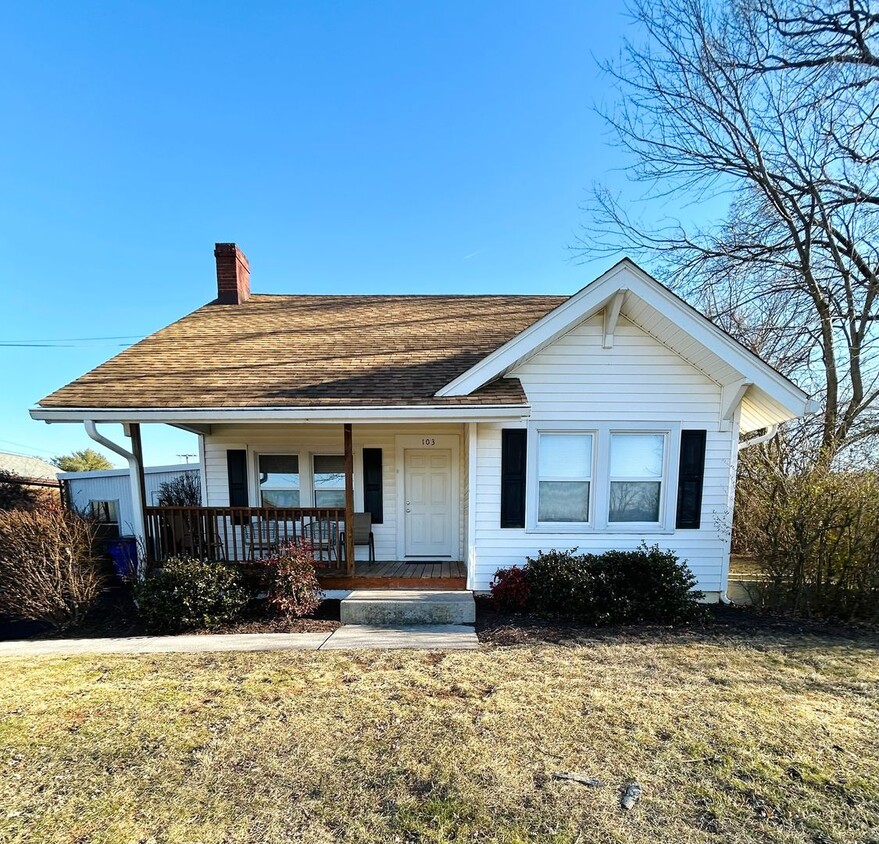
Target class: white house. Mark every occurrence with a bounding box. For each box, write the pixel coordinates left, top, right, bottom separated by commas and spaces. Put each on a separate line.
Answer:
59, 464, 200, 536
30, 243, 811, 599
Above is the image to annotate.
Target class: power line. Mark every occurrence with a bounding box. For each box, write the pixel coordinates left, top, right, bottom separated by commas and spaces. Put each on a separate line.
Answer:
3, 335, 144, 342
0, 334, 144, 348
0, 342, 135, 348
0, 438, 58, 458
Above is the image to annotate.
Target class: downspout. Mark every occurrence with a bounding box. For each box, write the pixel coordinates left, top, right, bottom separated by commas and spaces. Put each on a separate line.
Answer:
737, 424, 779, 452
718, 423, 780, 604
84, 420, 146, 575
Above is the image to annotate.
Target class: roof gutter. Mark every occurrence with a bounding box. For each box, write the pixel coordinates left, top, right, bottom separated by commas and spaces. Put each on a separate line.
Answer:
31, 404, 531, 424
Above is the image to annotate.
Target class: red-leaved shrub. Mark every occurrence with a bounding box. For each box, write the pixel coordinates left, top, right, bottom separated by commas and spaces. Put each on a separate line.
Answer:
260, 540, 324, 618
490, 566, 531, 613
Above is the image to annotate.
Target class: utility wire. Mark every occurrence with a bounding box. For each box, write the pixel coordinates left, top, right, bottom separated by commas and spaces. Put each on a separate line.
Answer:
0, 334, 144, 348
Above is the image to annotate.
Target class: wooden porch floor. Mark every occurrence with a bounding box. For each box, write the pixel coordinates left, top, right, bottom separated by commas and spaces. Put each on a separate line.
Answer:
318, 560, 467, 590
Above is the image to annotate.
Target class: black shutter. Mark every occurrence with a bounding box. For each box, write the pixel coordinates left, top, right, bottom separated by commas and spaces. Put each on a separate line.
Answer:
676, 430, 706, 529
362, 448, 383, 524
500, 429, 527, 529
227, 449, 249, 507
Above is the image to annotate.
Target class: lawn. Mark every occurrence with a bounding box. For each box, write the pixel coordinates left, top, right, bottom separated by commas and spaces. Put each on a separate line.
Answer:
1, 628, 877, 844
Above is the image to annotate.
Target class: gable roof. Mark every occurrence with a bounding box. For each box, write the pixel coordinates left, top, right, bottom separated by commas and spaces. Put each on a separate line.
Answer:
36, 295, 566, 411
0, 451, 59, 482
436, 259, 812, 430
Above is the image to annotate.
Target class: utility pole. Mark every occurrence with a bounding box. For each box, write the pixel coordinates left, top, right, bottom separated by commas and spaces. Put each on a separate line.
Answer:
177, 453, 196, 464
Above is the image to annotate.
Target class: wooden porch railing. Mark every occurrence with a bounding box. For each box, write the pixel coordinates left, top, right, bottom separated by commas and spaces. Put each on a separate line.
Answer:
144, 506, 349, 572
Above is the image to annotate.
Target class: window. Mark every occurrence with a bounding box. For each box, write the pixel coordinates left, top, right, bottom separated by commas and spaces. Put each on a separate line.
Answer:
90, 500, 119, 525
608, 433, 665, 523
537, 432, 593, 523
313, 455, 345, 507
258, 455, 300, 507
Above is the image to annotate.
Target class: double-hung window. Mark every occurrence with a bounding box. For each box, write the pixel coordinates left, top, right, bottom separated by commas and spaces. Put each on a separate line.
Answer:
537, 432, 593, 523
313, 455, 345, 507
258, 455, 300, 507
608, 433, 665, 523
525, 424, 676, 531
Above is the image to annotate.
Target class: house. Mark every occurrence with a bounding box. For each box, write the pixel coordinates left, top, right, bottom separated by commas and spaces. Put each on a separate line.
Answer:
0, 451, 61, 502
30, 243, 811, 599
59, 463, 200, 537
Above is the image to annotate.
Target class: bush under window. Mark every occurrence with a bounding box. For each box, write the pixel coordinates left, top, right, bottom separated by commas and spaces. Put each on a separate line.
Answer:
491, 543, 704, 625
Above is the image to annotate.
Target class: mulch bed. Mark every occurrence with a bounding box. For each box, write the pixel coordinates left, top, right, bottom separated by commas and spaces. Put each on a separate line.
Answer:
0, 586, 341, 641
474, 595, 879, 646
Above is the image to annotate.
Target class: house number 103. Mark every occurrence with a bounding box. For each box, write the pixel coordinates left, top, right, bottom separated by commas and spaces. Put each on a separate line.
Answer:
421, 438, 436, 446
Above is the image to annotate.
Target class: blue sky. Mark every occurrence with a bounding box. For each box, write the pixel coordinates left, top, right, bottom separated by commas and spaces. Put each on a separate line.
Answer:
1, 1, 644, 467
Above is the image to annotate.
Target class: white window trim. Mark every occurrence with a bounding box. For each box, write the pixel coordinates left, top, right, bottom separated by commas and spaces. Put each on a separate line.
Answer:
311, 452, 345, 508
533, 428, 596, 529
607, 430, 671, 529
89, 499, 120, 524
250, 449, 304, 508
247, 448, 354, 509
526, 421, 681, 534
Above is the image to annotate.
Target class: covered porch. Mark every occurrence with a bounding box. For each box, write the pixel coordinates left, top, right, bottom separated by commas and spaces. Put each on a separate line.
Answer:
142, 501, 467, 589
121, 416, 481, 590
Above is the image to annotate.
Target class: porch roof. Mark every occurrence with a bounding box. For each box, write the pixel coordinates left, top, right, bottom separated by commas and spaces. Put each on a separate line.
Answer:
37, 294, 566, 411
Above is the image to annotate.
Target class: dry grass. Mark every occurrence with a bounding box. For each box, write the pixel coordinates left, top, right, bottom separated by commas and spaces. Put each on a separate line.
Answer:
1, 631, 877, 843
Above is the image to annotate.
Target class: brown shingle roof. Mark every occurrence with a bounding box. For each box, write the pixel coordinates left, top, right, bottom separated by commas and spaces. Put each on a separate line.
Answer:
39, 294, 568, 409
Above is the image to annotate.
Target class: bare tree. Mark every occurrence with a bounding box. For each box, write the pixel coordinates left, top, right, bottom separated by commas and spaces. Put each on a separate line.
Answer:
582, 0, 879, 458
157, 472, 201, 506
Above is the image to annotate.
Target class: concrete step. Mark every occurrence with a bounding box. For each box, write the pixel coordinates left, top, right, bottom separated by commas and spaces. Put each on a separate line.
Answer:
340, 590, 475, 626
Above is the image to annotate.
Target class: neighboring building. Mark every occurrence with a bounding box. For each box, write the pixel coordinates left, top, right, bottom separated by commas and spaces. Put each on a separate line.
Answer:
30, 243, 813, 598
0, 450, 61, 501
59, 464, 200, 537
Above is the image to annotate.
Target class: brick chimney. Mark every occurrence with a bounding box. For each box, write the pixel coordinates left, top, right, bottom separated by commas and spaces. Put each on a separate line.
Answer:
214, 242, 251, 304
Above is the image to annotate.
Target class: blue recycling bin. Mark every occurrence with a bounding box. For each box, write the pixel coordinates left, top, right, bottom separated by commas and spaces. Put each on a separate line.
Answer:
107, 537, 138, 580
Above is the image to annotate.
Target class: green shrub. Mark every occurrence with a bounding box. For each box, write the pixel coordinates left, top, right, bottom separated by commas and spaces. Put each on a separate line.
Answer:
497, 543, 705, 625
258, 540, 323, 618
134, 556, 250, 633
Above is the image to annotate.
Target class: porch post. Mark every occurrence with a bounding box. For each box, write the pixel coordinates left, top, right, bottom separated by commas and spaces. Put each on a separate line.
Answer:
343, 423, 355, 575
127, 423, 150, 564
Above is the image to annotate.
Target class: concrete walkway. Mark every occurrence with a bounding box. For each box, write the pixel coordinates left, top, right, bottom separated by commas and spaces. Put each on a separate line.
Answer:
0, 625, 479, 657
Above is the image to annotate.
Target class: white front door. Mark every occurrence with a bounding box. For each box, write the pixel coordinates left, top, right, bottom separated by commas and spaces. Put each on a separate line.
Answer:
404, 448, 453, 557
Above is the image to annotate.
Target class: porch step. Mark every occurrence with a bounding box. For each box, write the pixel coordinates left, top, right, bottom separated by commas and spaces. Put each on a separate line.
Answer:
340, 590, 475, 626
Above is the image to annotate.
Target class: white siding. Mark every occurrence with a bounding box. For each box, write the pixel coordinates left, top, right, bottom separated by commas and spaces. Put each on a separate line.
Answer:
65, 466, 198, 537
202, 423, 466, 562
469, 314, 735, 593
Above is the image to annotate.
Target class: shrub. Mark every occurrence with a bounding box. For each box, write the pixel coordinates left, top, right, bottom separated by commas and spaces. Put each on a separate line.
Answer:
0, 506, 105, 627
499, 544, 704, 625
0, 470, 41, 511
735, 449, 879, 621
134, 556, 250, 633
259, 540, 323, 618
490, 566, 531, 613
593, 545, 704, 624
